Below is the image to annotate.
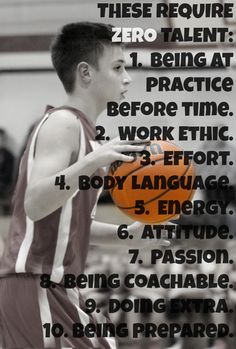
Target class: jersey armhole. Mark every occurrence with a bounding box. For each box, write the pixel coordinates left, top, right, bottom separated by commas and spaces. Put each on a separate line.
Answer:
27, 109, 86, 183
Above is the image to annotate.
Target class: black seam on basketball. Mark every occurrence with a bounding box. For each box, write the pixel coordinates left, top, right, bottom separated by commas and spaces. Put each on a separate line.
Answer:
110, 157, 165, 194
115, 161, 193, 209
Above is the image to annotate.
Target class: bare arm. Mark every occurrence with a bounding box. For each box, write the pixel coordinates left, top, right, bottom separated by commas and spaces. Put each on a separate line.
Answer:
24, 110, 146, 221
24, 110, 94, 220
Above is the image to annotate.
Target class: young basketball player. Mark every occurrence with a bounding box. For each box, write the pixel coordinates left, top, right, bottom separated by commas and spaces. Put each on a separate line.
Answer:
0, 22, 171, 348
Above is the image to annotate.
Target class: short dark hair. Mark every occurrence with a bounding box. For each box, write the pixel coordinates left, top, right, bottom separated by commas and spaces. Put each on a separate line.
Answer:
50, 22, 114, 93
0, 128, 6, 137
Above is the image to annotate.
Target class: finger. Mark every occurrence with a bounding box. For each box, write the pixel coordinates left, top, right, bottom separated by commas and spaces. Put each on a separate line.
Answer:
128, 139, 151, 145
111, 138, 151, 145
115, 144, 147, 152
118, 154, 136, 162
160, 239, 171, 247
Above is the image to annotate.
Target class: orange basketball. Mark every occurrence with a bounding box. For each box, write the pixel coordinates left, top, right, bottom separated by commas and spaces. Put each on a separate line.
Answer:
108, 140, 195, 223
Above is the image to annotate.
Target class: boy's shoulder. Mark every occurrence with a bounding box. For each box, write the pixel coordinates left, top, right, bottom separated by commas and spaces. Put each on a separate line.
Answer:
46, 108, 81, 128
36, 108, 82, 155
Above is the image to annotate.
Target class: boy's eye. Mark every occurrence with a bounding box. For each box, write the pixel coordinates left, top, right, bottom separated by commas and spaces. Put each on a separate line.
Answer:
114, 65, 122, 71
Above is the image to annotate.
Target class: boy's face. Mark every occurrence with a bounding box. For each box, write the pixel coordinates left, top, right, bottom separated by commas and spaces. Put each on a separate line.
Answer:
90, 45, 131, 108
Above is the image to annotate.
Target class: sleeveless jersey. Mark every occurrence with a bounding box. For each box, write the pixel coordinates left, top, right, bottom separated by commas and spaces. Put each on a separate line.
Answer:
0, 106, 102, 284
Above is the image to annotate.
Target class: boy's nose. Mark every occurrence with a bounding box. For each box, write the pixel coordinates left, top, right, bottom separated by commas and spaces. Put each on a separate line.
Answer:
123, 70, 132, 85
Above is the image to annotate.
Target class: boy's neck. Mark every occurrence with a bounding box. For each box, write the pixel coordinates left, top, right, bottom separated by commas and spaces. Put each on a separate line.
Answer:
65, 94, 101, 124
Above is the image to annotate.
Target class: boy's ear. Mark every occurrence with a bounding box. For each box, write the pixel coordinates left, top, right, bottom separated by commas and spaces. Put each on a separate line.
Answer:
77, 62, 91, 82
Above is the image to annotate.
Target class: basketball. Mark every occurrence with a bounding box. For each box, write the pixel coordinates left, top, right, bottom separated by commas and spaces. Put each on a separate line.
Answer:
108, 140, 195, 223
